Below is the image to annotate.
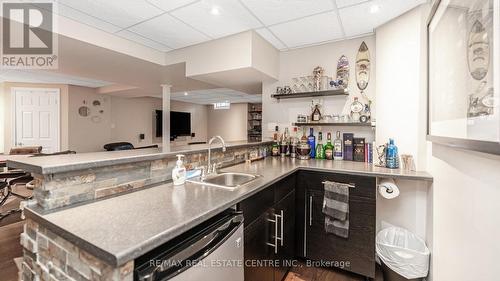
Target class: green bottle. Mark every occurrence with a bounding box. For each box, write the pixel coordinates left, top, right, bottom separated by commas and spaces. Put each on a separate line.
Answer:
315, 132, 325, 159
324, 132, 334, 160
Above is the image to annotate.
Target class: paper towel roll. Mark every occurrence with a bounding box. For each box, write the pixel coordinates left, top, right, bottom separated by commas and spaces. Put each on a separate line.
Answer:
378, 178, 400, 199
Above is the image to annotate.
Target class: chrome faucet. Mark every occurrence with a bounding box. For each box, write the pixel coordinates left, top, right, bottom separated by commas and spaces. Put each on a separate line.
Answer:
205, 136, 226, 178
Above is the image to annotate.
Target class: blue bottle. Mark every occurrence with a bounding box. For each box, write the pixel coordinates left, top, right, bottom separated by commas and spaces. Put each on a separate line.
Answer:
308, 128, 316, 158
385, 139, 399, 169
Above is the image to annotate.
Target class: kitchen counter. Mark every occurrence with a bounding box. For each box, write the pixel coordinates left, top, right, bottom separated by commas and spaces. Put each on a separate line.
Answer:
24, 157, 432, 267
6, 140, 272, 174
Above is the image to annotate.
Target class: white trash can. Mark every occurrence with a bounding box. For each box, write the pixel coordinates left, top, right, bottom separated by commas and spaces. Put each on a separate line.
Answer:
376, 227, 430, 281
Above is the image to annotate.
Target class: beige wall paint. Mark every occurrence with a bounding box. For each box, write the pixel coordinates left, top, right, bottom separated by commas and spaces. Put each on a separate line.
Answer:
1, 82, 70, 154
1, 83, 184, 153
67, 85, 112, 152
207, 103, 248, 142
0, 83, 4, 153
110, 96, 162, 147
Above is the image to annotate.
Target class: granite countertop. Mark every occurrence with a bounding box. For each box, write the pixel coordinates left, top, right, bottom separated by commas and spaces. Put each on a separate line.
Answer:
25, 157, 432, 267
7, 140, 271, 174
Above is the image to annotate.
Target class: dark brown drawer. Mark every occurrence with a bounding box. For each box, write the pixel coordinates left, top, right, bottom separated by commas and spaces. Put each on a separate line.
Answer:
274, 173, 296, 203
238, 186, 273, 227
298, 170, 376, 200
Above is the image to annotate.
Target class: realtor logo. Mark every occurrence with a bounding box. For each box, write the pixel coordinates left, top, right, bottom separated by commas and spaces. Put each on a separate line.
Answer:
1, 1, 58, 69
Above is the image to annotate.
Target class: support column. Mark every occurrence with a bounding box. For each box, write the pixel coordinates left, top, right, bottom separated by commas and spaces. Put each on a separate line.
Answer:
161, 84, 172, 150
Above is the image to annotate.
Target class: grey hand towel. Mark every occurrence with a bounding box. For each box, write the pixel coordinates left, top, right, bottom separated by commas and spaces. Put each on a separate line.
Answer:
325, 216, 349, 238
322, 181, 351, 238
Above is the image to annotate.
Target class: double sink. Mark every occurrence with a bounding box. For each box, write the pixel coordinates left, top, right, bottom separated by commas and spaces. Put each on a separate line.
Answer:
187, 172, 260, 190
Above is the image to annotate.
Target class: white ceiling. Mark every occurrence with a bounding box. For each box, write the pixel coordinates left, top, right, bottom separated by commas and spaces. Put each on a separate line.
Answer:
171, 88, 261, 104
0, 69, 114, 88
50, 0, 426, 52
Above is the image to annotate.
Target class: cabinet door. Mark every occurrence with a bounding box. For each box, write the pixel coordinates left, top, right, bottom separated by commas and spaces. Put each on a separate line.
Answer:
244, 211, 274, 281
304, 172, 376, 278
273, 190, 295, 281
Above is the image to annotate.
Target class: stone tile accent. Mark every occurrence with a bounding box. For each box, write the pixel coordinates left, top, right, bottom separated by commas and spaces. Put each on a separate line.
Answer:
21, 218, 133, 281
32, 144, 270, 210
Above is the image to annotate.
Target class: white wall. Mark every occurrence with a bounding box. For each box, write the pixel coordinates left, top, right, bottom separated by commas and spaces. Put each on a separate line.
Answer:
428, 145, 500, 281
378, 3, 500, 281
262, 36, 376, 142
207, 103, 248, 141
375, 2, 432, 262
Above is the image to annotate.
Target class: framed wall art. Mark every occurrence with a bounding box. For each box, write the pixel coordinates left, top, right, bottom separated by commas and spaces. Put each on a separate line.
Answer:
428, 0, 500, 155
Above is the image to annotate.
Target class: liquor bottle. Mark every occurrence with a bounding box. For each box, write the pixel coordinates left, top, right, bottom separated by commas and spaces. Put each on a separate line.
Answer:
324, 132, 334, 160
308, 128, 316, 158
311, 103, 322, 122
272, 126, 280, 156
290, 127, 298, 158
280, 127, 289, 157
386, 139, 399, 169
333, 131, 343, 161
301, 127, 308, 144
315, 132, 325, 159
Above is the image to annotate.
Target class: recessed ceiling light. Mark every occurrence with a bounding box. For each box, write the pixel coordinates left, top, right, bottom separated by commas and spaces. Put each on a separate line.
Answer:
184, 92, 188, 96
370, 4, 381, 14
210, 6, 220, 15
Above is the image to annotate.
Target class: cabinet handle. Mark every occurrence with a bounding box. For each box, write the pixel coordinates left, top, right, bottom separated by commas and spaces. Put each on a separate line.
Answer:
267, 212, 282, 254
309, 195, 313, 226
280, 210, 284, 246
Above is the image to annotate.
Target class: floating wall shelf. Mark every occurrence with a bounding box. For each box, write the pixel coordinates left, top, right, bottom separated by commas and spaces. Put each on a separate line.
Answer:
271, 89, 348, 100
293, 122, 375, 127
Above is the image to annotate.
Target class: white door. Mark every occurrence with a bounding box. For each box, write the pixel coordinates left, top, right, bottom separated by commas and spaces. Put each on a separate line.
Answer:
13, 88, 60, 153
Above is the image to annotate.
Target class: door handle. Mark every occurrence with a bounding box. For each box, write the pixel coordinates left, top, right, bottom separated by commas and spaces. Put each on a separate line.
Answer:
309, 195, 313, 226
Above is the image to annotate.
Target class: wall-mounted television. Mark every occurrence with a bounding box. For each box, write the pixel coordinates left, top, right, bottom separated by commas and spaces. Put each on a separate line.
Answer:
155, 110, 191, 139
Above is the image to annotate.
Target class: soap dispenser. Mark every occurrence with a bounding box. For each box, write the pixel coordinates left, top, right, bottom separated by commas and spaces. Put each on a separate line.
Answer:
172, 154, 187, 185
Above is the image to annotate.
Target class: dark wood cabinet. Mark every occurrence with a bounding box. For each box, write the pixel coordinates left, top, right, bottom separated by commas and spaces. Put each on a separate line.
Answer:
240, 177, 296, 281
244, 211, 275, 281
241, 170, 377, 280
298, 171, 377, 278
273, 190, 295, 281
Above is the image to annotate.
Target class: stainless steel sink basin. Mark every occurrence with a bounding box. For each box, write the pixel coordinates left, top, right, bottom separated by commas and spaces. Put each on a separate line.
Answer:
187, 172, 259, 189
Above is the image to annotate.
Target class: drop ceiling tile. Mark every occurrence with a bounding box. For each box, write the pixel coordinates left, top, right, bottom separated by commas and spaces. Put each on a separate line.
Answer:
335, 0, 369, 9
115, 30, 172, 52
256, 28, 287, 50
170, 0, 262, 38
128, 13, 210, 49
146, 0, 198, 12
269, 11, 343, 48
57, 0, 164, 29
37, 2, 120, 33
241, 0, 334, 26
339, 0, 424, 36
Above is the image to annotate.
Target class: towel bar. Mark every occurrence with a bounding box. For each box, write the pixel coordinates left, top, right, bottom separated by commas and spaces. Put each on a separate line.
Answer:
322, 181, 356, 188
